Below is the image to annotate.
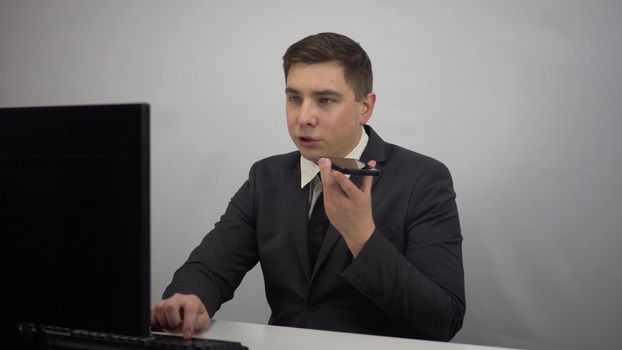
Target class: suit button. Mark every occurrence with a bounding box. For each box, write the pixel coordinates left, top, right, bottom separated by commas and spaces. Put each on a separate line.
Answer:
307, 304, 318, 312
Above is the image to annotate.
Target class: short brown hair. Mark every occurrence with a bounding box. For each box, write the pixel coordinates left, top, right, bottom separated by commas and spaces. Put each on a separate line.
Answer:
282, 32, 373, 101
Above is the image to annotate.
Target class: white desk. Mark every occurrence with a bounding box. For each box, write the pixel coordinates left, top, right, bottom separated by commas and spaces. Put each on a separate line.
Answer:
200, 320, 518, 350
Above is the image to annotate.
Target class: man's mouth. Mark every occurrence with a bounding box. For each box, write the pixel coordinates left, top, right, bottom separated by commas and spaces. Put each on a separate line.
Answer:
298, 136, 319, 147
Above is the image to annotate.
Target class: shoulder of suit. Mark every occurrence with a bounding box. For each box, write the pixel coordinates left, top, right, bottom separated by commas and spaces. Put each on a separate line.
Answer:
248, 151, 300, 174
384, 142, 451, 176
255, 150, 299, 165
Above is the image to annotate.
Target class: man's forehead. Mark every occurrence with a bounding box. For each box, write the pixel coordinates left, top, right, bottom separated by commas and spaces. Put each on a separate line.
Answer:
286, 62, 353, 96
287, 62, 345, 81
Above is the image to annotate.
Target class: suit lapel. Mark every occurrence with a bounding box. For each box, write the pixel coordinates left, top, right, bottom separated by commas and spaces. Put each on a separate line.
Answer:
310, 224, 340, 279
284, 167, 312, 281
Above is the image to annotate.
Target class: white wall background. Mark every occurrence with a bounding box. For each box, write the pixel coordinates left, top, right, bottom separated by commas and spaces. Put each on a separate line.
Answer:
2, 1, 621, 349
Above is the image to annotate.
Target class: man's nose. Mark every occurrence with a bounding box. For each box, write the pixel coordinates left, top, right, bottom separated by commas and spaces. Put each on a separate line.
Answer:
298, 101, 317, 126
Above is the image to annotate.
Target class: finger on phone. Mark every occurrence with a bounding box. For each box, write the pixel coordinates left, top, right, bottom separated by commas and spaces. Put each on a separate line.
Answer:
361, 160, 377, 192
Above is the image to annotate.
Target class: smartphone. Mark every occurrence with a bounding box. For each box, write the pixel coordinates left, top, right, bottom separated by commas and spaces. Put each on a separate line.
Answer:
322, 157, 380, 176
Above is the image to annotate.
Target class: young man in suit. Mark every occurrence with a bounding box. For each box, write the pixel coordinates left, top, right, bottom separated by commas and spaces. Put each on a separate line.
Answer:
151, 32, 465, 341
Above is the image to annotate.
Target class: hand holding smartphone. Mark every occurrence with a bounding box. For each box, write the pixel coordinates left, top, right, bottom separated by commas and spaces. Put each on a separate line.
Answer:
320, 157, 380, 176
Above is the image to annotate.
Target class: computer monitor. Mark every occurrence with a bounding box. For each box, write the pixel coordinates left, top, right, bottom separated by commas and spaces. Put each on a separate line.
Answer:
0, 104, 150, 349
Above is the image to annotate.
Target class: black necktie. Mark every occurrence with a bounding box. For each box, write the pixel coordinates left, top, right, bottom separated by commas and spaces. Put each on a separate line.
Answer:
308, 191, 329, 268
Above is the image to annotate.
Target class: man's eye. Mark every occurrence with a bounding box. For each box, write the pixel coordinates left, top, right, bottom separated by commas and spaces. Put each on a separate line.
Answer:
288, 95, 301, 104
318, 97, 334, 105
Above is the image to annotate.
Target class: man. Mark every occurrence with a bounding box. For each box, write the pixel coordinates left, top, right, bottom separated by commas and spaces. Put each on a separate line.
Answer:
151, 32, 465, 341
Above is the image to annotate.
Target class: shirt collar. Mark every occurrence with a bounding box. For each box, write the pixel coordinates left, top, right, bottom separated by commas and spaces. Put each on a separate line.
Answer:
299, 126, 369, 188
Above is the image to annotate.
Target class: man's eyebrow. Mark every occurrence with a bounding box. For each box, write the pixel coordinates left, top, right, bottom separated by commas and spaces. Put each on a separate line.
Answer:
284, 87, 342, 98
285, 87, 301, 94
313, 89, 342, 98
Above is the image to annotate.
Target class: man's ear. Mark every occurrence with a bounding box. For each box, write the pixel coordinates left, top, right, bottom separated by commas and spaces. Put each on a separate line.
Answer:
359, 92, 376, 124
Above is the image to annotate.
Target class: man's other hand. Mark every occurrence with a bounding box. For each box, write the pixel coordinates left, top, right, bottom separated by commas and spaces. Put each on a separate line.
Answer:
151, 293, 211, 339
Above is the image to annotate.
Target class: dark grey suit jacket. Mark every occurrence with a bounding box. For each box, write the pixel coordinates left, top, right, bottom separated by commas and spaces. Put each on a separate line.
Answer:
164, 125, 465, 341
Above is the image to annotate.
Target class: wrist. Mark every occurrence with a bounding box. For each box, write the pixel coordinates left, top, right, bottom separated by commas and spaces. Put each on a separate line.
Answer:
345, 225, 375, 257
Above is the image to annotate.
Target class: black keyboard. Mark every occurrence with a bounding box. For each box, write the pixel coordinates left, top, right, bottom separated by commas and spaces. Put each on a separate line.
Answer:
29, 325, 249, 350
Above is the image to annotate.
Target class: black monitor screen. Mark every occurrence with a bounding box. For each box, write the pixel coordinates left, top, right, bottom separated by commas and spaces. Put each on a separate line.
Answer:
0, 104, 150, 348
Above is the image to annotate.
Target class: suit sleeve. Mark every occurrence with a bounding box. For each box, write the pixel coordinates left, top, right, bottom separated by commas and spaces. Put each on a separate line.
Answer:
162, 164, 259, 317
341, 160, 465, 341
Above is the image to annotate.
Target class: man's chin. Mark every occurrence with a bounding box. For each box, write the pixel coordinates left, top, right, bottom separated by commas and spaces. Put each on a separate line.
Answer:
299, 150, 322, 163
301, 154, 320, 162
